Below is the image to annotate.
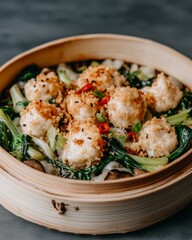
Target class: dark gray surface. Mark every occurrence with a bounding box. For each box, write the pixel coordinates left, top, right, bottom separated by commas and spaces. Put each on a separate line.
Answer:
0, 0, 192, 239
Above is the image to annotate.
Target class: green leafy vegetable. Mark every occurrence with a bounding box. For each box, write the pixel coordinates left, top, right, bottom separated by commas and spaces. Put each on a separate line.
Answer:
47, 155, 114, 180
107, 138, 164, 172
57, 63, 78, 85
46, 158, 79, 179
0, 98, 13, 107
0, 109, 29, 160
78, 156, 114, 180
117, 135, 127, 147
0, 106, 19, 119
180, 92, 192, 110
129, 154, 168, 171
166, 109, 177, 117
119, 67, 154, 89
128, 72, 154, 88
47, 125, 66, 157
0, 121, 12, 151
17, 64, 40, 82
166, 108, 192, 125
75, 65, 87, 73
0, 109, 44, 161
32, 137, 55, 160
182, 118, 192, 126
27, 146, 44, 160
10, 84, 28, 113
168, 125, 192, 161
110, 128, 127, 147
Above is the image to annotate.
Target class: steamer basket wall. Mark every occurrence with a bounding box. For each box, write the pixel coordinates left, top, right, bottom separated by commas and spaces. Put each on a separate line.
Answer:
0, 34, 192, 234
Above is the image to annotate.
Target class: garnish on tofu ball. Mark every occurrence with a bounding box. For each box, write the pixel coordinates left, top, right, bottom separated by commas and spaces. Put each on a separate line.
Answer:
62, 121, 105, 169
142, 73, 183, 112
107, 86, 147, 128
76, 65, 126, 92
24, 68, 65, 103
66, 91, 98, 122
20, 101, 61, 137
138, 117, 178, 158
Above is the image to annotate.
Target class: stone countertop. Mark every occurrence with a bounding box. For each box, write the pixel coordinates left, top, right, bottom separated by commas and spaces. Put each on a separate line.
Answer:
0, 0, 192, 239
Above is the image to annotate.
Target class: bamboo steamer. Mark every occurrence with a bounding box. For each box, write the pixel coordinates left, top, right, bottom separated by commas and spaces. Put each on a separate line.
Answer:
0, 34, 192, 234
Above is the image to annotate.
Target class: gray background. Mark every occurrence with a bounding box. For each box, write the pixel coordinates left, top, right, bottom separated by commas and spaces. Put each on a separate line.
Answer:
0, 0, 192, 239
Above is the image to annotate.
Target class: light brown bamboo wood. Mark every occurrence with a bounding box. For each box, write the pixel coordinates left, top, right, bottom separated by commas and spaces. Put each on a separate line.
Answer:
0, 34, 192, 234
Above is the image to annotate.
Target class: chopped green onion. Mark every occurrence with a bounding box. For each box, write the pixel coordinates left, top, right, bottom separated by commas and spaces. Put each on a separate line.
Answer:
48, 98, 56, 104
96, 113, 106, 123
75, 65, 87, 73
132, 121, 142, 133
91, 61, 100, 67
93, 89, 106, 99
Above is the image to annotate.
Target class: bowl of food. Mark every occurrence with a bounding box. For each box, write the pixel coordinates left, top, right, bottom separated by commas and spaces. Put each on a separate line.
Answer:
0, 34, 191, 234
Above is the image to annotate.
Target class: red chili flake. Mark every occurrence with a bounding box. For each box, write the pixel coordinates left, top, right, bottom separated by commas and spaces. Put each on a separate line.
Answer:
98, 96, 110, 105
76, 83, 93, 94
99, 123, 110, 134
127, 131, 137, 142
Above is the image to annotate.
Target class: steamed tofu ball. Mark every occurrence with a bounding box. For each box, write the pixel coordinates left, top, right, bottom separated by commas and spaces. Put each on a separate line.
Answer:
76, 65, 126, 92
20, 101, 60, 137
24, 69, 64, 103
107, 86, 147, 128
142, 73, 183, 112
66, 91, 98, 122
62, 121, 105, 169
138, 117, 178, 157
